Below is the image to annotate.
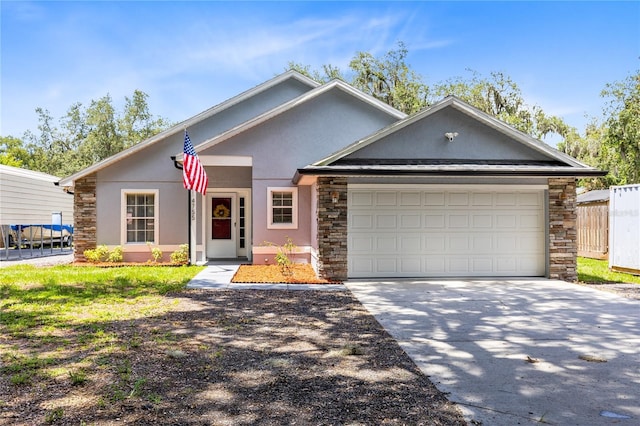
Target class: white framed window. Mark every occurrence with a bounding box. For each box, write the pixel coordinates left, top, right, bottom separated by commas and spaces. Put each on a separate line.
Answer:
121, 190, 159, 244
267, 187, 298, 229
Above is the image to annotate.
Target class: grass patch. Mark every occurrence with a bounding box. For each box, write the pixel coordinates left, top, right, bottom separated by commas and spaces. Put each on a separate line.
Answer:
578, 257, 640, 284
0, 264, 203, 411
0, 265, 203, 332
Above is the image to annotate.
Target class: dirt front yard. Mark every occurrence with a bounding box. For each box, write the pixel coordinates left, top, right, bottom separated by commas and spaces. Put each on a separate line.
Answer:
1, 289, 466, 425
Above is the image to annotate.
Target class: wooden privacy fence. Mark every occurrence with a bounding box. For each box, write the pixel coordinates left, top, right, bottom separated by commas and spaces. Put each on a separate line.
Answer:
577, 202, 608, 259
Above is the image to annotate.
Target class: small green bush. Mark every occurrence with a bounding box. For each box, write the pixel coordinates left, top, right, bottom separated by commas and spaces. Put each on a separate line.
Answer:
84, 245, 123, 263
146, 242, 163, 263
170, 244, 189, 265
264, 237, 297, 276
84, 245, 110, 263
107, 246, 123, 263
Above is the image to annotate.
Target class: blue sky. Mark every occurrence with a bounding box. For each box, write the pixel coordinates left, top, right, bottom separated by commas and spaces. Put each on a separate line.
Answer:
1, 1, 638, 145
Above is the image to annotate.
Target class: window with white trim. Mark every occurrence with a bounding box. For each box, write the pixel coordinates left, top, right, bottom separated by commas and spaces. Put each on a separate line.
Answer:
122, 190, 159, 244
267, 187, 298, 229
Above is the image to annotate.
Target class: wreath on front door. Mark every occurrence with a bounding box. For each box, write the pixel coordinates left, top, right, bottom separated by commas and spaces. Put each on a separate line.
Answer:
213, 204, 230, 218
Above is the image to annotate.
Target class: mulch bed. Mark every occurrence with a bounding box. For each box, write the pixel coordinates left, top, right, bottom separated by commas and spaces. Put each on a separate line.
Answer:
231, 264, 338, 284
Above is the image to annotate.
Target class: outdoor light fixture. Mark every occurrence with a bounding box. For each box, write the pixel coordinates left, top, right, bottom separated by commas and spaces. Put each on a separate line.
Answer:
444, 132, 459, 142
331, 191, 340, 204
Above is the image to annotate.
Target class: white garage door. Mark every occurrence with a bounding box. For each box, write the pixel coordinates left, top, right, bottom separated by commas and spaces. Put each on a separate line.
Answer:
348, 185, 546, 278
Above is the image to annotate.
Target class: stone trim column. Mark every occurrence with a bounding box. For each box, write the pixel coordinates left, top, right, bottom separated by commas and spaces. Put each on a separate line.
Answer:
548, 177, 577, 282
317, 177, 348, 281
73, 174, 97, 262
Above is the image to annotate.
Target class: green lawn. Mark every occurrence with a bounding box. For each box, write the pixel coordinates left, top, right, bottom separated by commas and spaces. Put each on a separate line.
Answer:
578, 257, 640, 284
0, 264, 203, 393
0, 264, 204, 331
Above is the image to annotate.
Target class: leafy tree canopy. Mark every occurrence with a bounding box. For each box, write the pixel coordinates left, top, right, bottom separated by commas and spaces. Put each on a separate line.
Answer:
10, 90, 171, 177
0, 136, 31, 168
289, 42, 571, 140
558, 69, 640, 188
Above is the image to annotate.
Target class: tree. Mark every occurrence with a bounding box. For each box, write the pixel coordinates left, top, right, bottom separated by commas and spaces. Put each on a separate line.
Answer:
600, 70, 640, 185
558, 120, 610, 189
0, 136, 31, 167
288, 44, 569, 141
22, 91, 171, 177
348, 42, 430, 114
558, 69, 640, 188
433, 70, 571, 140
289, 42, 430, 114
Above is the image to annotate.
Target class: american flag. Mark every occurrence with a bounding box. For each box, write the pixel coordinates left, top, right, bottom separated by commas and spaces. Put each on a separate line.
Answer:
183, 131, 208, 195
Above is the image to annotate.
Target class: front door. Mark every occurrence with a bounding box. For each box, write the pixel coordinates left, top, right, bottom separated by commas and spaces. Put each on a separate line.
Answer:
207, 193, 237, 258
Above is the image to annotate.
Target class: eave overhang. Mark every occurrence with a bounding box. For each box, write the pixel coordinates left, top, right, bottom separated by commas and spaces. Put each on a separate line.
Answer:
293, 164, 607, 184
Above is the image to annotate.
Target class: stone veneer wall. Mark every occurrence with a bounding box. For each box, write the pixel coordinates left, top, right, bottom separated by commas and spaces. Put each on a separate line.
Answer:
316, 177, 348, 281
548, 177, 577, 282
73, 174, 97, 262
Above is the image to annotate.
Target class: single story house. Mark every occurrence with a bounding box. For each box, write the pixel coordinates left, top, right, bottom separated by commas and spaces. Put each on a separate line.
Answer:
58, 71, 605, 282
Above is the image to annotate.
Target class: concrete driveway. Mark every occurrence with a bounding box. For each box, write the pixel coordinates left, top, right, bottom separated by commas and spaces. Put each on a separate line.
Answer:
346, 279, 640, 425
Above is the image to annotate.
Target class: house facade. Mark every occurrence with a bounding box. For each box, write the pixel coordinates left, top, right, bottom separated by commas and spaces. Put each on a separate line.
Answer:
59, 71, 604, 282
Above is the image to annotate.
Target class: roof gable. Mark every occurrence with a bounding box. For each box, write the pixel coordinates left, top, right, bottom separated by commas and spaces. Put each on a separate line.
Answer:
188, 81, 406, 180
313, 96, 587, 168
178, 79, 406, 159
58, 71, 319, 187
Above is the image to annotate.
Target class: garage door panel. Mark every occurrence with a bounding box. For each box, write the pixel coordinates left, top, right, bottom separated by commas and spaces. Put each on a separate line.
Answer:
472, 192, 493, 206
425, 192, 445, 206
376, 192, 397, 206
348, 187, 545, 278
425, 214, 445, 228
375, 236, 396, 251
449, 192, 469, 206
520, 214, 542, 228
400, 214, 422, 228
496, 235, 518, 252
400, 235, 421, 252
425, 235, 446, 252
400, 192, 421, 206
351, 257, 374, 275
472, 214, 493, 228
449, 258, 470, 273
376, 258, 397, 273
351, 192, 373, 206
520, 192, 541, 206
496, 214, 517, 229
496, 193, 518, 206
400, 258, 422, 273
472, 235, 493, 251
425, 257, 446, 274
351, 236, 373, 252
519, 235, 544, 252
472, 258, 494, 273
449, 215, 469, 228
449, 235, 471, 251
519, 256, 542, 274
376, 215, 397, 228
351, 214, 373, 229
496, 257, 517, 273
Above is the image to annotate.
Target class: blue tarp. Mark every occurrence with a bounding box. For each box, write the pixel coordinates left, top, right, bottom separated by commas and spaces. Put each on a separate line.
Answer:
11, 224, 74, 233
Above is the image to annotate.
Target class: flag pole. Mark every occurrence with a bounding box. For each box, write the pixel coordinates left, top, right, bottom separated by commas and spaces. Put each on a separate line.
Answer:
190, 190, 197, 264
182, 127, 208, 265
187, 188, 192, 264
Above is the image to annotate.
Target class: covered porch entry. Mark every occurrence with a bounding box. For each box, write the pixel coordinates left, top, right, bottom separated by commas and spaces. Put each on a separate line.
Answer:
205, 189, 251, 260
